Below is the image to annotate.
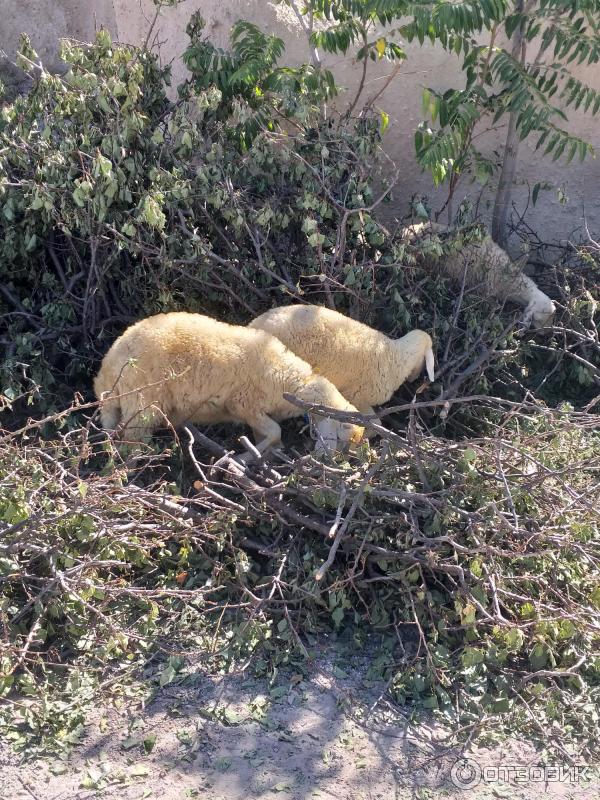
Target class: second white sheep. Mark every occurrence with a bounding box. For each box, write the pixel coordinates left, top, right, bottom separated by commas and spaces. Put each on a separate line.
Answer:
401, 221, 556, 328
249, 304, 435, 419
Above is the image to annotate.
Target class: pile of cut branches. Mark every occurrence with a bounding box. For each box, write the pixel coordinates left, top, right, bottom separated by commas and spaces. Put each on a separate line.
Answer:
1, 396, 598, 757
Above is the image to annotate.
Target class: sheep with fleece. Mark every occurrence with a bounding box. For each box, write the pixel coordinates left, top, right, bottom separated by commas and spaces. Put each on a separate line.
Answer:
401, 221, 555, 328
94, 312, 364, 456
249, 305, 435, 420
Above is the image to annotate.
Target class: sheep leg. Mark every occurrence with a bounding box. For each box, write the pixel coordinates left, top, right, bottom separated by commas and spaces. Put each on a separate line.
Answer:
508, 276, 555, 329
235, 413, 282, 463
313, 417, 339, 455
358, 405, 382, 438
521, 295, 555, 328
519, 302, 534, 329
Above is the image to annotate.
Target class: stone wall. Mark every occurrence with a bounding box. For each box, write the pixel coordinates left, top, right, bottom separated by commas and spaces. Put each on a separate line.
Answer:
2, 0, 599, 242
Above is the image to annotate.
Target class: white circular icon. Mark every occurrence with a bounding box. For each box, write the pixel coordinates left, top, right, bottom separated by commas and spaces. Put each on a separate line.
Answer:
450, 758, 482, 789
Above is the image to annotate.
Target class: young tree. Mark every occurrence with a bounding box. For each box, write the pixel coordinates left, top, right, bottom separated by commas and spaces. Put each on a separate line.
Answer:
277, 1, 600, 244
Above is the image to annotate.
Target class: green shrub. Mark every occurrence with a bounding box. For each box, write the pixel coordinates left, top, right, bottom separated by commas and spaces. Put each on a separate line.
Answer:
0, 26, 388, 410
1, 24, 598, 418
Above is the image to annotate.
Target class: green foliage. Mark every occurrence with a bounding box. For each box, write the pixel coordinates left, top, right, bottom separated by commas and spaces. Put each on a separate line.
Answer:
277, 0, 408, 100
281, 1, 600, 219
0, 32, 174, 403
405, 1, 600, 192
0, 29, 378, 409
182, 13, 336, 142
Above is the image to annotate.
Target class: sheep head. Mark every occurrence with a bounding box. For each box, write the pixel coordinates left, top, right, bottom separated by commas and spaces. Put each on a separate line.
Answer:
394, 330, 435, 383
313, 416, 365, 454
522, 289, 556, 328
296, 375, 365, 453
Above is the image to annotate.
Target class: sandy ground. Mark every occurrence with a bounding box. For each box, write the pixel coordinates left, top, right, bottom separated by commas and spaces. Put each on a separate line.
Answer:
1, 648, 598, 800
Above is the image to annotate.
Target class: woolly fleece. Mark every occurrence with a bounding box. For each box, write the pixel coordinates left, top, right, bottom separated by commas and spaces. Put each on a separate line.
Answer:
402, 222, 556, 327
249, 305, 434, 415
94, 312, 364, 453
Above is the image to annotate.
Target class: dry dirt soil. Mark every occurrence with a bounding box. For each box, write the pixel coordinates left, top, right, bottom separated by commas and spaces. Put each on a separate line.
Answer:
1, 643, 598, 800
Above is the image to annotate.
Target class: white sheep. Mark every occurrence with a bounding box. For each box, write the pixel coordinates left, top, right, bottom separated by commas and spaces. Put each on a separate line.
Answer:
249, 304, 435, 420
401, 222, 555, 328
94, 312, 364, 455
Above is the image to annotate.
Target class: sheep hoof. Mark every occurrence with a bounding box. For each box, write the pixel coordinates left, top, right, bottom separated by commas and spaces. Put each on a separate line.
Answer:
519, 303, 536, 328
532, 311, 556, 329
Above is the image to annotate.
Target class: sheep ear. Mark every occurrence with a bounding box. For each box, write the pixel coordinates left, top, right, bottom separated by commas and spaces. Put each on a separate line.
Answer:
425, 347, 435, 382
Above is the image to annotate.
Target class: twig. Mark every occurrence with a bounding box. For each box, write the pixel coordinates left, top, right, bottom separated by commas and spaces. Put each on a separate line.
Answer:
364, 61, 403, 110
315, 455, 384, 582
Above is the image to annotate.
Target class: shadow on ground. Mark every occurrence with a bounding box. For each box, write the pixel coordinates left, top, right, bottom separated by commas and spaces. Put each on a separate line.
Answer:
1, 640, 598, 800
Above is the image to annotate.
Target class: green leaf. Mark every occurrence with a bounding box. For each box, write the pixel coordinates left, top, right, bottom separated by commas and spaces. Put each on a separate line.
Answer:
461, 647, 485, 667
505, 628, 525, 651
141, 195, 166, 230
159, 664, 177, 687
469, 559, 483, 578
331, 606, 345, 627
121, 735, 140, 750
380, 110, 389, 135
529, 642, 549, 670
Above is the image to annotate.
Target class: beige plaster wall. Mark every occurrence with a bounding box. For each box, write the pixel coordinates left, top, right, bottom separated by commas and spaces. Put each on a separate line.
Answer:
0, 0, 116, 96
2, 0, 599, 242
114, 0, 600, 244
